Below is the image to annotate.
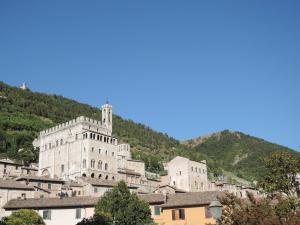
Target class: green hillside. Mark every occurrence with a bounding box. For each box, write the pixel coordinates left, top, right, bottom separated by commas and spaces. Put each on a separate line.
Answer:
182, 130, 299, 181
0, 81, 298, 182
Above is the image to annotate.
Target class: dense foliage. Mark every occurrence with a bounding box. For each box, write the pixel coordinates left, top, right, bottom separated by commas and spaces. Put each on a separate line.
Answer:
2, 209, 45, 225
259, 151, 300, 197
0, 81, 298, 181
77, 181, 155, 225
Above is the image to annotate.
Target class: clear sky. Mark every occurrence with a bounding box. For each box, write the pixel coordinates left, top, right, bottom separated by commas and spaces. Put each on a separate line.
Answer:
0, 1, 299, 150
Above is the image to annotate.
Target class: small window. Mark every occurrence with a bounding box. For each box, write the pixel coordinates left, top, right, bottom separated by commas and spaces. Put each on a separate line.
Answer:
48, 183, 51, 190
38, 182, 41, 188
104, 163, 108, 171
75, 208, 81, 219
154, 206, 161, 216
112, 152, 114, 156
61, 164, 64, 173
98, 161, 102, 170
75, 134, 78, 140
94, 187, 98, 193
91, 159, 95, 168
172, 209, 185, 220
43, 210, 51, 220
60, 139, 63, 145
191, 167, 193, 172
105, 150, 107, 155
83, 159, 86, 168
91, 147, 94, 152
99, 149, 101, 154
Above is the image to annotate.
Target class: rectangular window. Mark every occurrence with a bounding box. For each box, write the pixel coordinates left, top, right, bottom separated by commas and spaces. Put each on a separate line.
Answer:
172, 209, 185, 220
179, 209, 185, 220
75, 208, 81, 219
61, 164, 64, 173
43, 210, 51, 220
48, 183, 51, 190
205, 206, 212, 218
154, 206, 161, 216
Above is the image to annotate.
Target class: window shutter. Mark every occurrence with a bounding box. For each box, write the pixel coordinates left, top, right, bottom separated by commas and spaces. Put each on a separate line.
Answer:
172, 210, 176, 220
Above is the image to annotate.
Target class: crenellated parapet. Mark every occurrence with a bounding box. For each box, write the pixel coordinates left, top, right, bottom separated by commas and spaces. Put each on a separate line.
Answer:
39, 116, 108, 136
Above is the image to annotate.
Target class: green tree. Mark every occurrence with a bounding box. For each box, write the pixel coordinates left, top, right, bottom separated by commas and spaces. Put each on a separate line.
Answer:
259, 151, 300, 197
3, 209, 45, 225
77, 181, 154, 225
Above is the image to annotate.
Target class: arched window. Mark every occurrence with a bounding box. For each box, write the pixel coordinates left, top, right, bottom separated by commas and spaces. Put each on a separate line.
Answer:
98, 161, 102, 170
91, 159, 95, 168
83, 159, 86, 168
98, 149, 101, 154
105, 175, 108, 180
91, 173, 95, 178
82, 173, 87, 177
98, 174, 102, 179
105, 151, 107, 156
112, 176, 115, 180
104, 163, 108, 171
60, 139, 63, 145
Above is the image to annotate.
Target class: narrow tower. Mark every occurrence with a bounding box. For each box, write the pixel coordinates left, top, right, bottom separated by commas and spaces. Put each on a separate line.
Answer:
101, 102, 113, 132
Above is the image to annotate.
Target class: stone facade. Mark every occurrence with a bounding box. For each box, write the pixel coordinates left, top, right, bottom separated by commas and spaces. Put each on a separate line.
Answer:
33, 103, 149, 186
165, 156, 208, 192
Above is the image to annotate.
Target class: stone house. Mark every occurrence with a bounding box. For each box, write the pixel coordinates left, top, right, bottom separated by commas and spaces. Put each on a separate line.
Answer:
165, 156, 208, 192
15, 175, 65, 198
0, 179, 35, 218
3, 196, 97, 225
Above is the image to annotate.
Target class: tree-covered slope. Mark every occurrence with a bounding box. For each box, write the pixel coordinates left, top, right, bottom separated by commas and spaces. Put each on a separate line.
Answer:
182, 130, 299, 181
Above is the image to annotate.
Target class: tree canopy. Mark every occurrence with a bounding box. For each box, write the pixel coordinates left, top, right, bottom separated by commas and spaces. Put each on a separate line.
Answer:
77, 181, 155, 225
2, 209, 45, 225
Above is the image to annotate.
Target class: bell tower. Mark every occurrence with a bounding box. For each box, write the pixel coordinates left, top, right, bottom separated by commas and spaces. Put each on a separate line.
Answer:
101, 102, 112, 132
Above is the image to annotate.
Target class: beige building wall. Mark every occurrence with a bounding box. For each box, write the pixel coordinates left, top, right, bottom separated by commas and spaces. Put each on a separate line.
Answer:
156, 206, 215, 225
167, 156, 208, 192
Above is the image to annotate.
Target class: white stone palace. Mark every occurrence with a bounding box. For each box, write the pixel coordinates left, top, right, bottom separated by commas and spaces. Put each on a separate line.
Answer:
33, 103, 150, 187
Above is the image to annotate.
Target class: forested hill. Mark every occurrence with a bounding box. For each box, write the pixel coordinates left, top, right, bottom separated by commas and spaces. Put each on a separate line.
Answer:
0, 81, 298, 182
182, 130, 299, 181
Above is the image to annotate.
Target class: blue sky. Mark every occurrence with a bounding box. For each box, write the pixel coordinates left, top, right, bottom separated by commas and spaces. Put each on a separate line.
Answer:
0, 1, 299, 150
